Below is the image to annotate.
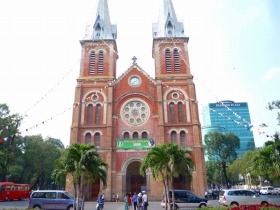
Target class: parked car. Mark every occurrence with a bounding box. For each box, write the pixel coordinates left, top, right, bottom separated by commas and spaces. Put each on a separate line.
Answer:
28, 190, 82, 210
260, 186, 274, 195
272, 187, 280, 195
161, 189, 211, 209
219, 189, 270, 207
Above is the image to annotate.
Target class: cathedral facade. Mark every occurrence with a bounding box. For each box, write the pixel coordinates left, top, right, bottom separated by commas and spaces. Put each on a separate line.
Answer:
67, 0, 207, 201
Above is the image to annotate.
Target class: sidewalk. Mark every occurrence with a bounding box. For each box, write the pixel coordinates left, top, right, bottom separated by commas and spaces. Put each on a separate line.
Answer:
84, 201, 163, 210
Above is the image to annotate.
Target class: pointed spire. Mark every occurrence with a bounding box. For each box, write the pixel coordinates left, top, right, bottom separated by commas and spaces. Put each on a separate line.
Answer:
153, 0, 185, 38
82, 0, 117, 41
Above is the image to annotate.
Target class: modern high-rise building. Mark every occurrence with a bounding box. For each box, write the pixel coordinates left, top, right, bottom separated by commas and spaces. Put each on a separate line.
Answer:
66, 0, 207, 201
202, 100, 255, 157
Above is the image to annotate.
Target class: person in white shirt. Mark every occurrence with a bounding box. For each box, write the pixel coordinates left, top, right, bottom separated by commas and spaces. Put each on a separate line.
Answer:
142, 191, 148, 210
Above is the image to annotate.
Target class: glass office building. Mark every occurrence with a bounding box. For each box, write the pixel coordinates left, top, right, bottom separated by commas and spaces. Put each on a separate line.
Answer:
202, 100, 255, 157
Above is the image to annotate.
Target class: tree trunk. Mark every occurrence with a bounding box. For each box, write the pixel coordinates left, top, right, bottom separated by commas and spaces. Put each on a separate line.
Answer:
222, 162, 229, 189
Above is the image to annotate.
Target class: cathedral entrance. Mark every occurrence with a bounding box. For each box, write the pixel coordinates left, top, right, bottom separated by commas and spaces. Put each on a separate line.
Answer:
125, 161, 146, 194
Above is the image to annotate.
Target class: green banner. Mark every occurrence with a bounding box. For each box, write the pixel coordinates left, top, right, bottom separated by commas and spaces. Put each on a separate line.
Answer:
116, 138, 155, 149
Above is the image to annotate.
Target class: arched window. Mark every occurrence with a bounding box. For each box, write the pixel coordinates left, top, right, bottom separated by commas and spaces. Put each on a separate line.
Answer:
180, 131, 186, 147
95, 104, 101, 124
123, 132, 129, 138
94, 133, 100, 147
98, 51, 104, 74
178, 102, 183, 122
133, 132, 138, 139
170, 102, 175, 123
171, 131, 177, 144
141, 132, 148, 138
85, 133, 91, 144
165, 49, 172, 73
87, 104, 93, 124
174, 49, 180, 72
89, 51, 95, 75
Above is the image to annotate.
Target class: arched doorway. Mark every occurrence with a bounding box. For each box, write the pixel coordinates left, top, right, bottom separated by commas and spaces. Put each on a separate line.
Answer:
126, 161, 146, 194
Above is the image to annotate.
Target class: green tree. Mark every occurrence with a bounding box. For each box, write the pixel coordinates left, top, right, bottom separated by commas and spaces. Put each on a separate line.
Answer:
253, 134, 280, 183
18, 135, 62, 189
204, 132, 240, 189
0, 103, 23, 181
140, 143, 194, 210
53, 143, 108, 210
267, 100, 280, 124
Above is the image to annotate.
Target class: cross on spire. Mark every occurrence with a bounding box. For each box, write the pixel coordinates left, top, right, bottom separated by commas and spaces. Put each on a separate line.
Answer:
132, 56, 137, 64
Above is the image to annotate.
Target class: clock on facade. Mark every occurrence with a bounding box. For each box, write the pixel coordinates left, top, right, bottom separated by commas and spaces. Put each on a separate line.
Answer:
129, 76, 140, 87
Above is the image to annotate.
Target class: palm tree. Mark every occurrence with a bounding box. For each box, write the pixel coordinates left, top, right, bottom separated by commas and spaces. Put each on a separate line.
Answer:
140, 143, 194, 210
52, 143, 108, 210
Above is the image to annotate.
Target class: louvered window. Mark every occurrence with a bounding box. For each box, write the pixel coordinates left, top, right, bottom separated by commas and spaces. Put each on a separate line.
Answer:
85, 133, 91, 144
89, 52, 95, 75
180, 131, 186, 147
98, 51, 104, 74
170, 102, 175, 123
174, 49, 180, 72
124, 132, 129, 138
165, 49, 172, 73
87, 104, 93, 124
142, 132, 148, 138
95, 104, 101, 124
178, 102, 183, 122
94, 133, 100, 147
171, 131, 177, 143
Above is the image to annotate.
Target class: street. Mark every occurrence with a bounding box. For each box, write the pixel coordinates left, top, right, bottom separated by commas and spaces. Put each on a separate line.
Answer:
1, 197, 280, 210
0, 200, 218, 210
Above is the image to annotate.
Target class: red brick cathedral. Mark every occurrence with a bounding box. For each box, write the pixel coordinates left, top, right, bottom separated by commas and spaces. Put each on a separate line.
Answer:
67, 0, 207, 200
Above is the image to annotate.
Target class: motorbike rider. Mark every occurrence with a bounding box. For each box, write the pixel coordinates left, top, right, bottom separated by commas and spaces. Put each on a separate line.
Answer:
96, 194, 104, 210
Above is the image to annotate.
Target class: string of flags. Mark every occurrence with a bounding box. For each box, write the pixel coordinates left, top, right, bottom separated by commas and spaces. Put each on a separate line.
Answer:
0, 107, 72, 143
1, 36, 277, 144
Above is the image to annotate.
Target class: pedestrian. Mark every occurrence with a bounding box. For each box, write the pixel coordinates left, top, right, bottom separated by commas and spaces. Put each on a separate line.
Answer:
127, 193, 132, 210
137, 193, 143, 210
112, 193, 115, 202
116, 193, 119, 202
124, 193, 129, 210
132, 192, 138, 210
142, 191, 148, 210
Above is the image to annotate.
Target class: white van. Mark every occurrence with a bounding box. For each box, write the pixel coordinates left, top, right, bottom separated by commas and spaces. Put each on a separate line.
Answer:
28, 190, 82, 210
260, 186, 274, 195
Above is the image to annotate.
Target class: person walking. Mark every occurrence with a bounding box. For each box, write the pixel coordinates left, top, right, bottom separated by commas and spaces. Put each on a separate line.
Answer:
127, 193, 132, 210
124, 193, 129, 210
132, 192, 138, 210
142, 191, 148, 210
116, 193, 119, 202
137, 193, 143, 210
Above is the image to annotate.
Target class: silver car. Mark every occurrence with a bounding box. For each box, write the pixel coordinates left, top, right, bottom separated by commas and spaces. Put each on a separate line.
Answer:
219, 189, 270, 207
28, 190, 81, 210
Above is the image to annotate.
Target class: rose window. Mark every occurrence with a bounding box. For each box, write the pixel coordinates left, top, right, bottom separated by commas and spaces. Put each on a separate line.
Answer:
121, 100, 150, 126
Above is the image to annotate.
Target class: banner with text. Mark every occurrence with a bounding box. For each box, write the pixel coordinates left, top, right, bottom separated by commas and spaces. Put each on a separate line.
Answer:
116, 138, 155, 149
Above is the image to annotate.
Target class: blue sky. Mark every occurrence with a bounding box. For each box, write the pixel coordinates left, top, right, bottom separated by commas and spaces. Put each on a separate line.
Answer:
0, 0, 279, 147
